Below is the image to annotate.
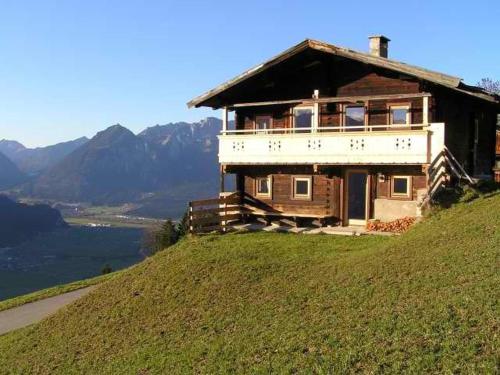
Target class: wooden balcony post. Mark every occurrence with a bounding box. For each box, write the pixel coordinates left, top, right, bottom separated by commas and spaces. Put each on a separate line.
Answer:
312, 89, 319, 133
423, 96, 429, 125
222, 107, 228, 134
220, 164, 226, 193
188, 202, 193, 233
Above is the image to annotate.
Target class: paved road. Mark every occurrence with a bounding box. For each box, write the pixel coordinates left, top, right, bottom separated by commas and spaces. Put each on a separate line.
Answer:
0, 286, 96, 335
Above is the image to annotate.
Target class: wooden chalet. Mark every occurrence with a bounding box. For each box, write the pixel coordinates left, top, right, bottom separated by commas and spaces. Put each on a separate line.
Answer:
188, 36, 500, 231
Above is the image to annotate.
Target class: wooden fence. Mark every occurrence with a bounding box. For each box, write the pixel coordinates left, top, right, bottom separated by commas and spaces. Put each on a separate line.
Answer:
189, 193, 242, 233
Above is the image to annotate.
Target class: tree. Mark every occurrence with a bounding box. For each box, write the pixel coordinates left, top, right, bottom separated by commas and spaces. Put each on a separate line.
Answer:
477, 78, 500, 95
158, 219, 178, 249
141, 218, 181, 256
176, 209, 190, 238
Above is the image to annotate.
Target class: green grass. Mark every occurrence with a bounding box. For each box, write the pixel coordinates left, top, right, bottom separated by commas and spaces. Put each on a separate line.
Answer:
0, 272, 119, 312
0, 194, 499, 374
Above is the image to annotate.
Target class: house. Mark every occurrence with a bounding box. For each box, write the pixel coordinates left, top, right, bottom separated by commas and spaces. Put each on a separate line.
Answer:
188, 36, 500, 228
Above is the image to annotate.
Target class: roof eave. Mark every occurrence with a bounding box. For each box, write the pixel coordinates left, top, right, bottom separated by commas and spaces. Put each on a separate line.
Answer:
187, 39, 314, 109
187, 38, 498, 108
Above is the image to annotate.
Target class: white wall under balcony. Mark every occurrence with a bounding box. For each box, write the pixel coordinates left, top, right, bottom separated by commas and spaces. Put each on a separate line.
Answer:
219, 123, 444, 165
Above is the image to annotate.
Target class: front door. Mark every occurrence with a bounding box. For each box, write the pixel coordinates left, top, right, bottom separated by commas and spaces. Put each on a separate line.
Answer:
346, 170, 368, 226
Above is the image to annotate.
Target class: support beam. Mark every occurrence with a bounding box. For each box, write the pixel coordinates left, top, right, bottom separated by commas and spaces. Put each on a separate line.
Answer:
313, 102, 319, 132
222, 107, 228, 134
313, 90, 320, 132
423, 96, 429, 124
220, 171, 225, 193
228, 92, 432, 109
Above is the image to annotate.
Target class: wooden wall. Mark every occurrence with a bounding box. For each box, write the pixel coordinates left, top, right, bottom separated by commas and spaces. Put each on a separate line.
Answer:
431, 86, 498, 176
235, 69, 429, 131
238, 166, 340, 219
232, 66, 499, 177
335, 72, 419, 96
232, 165, 427, 222
374, 167, 427, 201
496, 131, 500, 156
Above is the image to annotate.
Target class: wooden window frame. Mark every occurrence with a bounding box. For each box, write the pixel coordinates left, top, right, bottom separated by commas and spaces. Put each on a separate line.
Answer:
342, 104, 367, 130
292, 106, 314, 132
390, 175, 412, 199
254, 115, 273, 133
388, 103, 412, 126
291, 175, 313, 201
255, 176, 272, 198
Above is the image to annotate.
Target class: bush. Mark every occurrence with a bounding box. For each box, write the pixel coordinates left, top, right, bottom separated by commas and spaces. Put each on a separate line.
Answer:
142, 211, 190, 256
176, 210, 190, 238
433, 179, 500, 208
101, 264, 112, 275
459, 185, 479, 203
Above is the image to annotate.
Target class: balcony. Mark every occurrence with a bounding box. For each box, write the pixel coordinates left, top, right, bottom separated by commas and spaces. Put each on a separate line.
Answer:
219, 123, 445, 165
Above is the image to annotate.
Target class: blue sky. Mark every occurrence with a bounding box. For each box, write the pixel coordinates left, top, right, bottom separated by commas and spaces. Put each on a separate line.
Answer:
0, 0, 499, 147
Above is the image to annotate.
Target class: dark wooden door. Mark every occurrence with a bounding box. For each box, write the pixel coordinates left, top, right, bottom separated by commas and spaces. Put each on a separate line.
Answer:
346, 171, 368, 225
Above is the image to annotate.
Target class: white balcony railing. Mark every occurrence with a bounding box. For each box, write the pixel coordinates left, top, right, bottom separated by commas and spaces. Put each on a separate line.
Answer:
219, 123, 445, 165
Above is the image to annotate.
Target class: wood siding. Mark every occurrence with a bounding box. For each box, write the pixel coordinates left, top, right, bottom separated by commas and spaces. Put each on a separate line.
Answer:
231, 165, 426, 222
238, 166, 340, 219
431, 86, 498, 176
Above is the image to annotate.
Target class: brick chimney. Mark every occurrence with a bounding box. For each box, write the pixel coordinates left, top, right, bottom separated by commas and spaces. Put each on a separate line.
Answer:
369, 35, 390, 58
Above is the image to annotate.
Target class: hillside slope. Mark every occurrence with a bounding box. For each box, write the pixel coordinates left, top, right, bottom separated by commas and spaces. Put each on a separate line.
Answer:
0, 194, 499, 373
0, 195, 67, 247
0, 152, 25, 190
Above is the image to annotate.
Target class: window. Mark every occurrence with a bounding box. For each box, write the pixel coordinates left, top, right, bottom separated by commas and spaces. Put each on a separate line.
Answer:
255, 115, 272, 133
389, 105, 411, 126
256, 176, 272, 197
391, 176, 411, 198
292, 176, 312, 200
293, 107, 313, 132
344, 106, 365, 130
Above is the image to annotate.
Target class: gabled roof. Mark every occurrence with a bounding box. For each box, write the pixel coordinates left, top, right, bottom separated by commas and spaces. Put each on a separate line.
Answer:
188, 39, 499, 108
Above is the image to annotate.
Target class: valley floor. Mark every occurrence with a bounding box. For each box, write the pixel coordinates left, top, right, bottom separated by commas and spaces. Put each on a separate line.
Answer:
0, 225, 144, 300
0, 193, 499, 374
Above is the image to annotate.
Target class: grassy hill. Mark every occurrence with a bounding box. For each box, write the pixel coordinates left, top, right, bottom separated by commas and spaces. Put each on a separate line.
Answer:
0, 194, 499, 374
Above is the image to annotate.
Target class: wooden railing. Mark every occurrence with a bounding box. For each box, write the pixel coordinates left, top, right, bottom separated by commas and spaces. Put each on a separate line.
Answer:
221, 123, 428, 135
188, 193, 242, 234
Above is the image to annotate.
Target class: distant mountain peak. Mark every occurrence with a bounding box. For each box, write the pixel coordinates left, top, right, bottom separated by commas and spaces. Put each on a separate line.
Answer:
0, 139, 26, 156
0, 151, 26, 189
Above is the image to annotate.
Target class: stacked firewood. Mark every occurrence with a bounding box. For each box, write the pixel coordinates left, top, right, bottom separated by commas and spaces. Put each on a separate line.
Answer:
366, 217, 416, 233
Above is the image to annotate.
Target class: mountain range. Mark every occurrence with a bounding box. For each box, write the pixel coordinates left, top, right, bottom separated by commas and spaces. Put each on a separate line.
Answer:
0, 152, 26, 190
0, 137, 88, 176
0, 118, 223, 218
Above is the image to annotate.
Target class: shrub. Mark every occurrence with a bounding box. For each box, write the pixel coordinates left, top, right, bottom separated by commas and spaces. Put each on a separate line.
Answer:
101, 264, 112, 275
142, 217, 186, 256
176, 210, 190, 238
459, 185, 480, 203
